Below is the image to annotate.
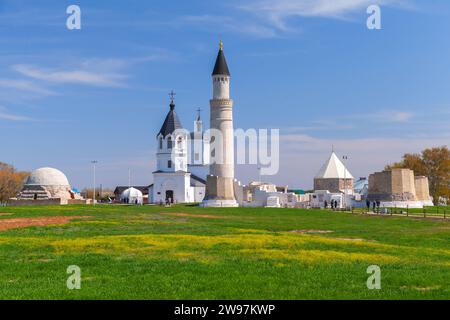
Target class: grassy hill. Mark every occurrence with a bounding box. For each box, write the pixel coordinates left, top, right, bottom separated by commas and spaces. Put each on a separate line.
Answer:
0, 205, 449, 299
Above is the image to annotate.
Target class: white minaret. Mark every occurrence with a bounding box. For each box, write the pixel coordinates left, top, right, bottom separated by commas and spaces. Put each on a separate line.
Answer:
202, 41, 238, 207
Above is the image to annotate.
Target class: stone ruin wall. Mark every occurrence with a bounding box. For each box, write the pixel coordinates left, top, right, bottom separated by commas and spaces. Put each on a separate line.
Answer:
391, 169, 416, 197
368, 171, 391, 200
368, 169, 418, 201
414, 176, 432, 201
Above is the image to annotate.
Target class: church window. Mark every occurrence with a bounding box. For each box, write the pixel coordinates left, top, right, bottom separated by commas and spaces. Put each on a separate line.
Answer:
168, 160, 172, 168
167, 137, 173, 149
159, 137, 163, 149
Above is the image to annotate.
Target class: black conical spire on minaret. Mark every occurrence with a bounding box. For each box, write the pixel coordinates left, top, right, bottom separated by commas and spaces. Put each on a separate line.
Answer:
212, 40, 230, 76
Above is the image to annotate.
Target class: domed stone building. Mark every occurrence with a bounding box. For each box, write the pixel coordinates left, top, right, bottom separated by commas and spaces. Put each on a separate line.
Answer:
11, 167, 85, 205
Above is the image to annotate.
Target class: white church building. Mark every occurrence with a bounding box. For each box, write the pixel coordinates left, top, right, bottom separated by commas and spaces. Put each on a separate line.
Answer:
149, 95, 208, 204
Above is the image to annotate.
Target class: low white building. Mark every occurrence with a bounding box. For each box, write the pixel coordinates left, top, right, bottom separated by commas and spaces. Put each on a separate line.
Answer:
310, 190, 351, 209
241, 182, 299, 208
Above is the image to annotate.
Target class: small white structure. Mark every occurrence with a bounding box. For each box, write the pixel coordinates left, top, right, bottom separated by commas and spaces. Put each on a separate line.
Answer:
310, 190, 351, 209
120, 187, 144, 205
266, 196, 281, 208
241, 181, 299, 208
314, 151, 354, 195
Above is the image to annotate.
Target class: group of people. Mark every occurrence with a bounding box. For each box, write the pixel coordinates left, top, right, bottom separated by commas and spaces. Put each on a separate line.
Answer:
366, 200, 381, 212
324, 200, 340, 210
121, 198, 142, 205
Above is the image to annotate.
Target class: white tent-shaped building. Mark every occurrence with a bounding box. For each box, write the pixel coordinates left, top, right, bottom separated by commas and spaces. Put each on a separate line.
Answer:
314, 152, 354, 194
120, 187, 144, 205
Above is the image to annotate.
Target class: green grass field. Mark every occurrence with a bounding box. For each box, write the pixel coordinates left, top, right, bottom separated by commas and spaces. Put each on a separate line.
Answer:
0, 205, 449, 300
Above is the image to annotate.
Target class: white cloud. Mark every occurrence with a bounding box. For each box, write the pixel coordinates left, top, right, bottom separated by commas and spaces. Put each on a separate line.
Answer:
12, 64, 127, 88
380, 111, 413, 122
180, 14, 279, 38
0, 79, 56, 96
239, 0, 413, 30
347, 110, 414, 123
0, 106, 31, 121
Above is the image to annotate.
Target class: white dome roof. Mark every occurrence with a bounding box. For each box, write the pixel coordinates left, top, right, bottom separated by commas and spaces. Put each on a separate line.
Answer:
121, 187, 143, 198
26, 167, 70, 186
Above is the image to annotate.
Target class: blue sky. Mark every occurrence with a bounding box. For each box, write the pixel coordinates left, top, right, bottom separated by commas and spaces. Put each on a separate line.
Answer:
1, 0, 449, 189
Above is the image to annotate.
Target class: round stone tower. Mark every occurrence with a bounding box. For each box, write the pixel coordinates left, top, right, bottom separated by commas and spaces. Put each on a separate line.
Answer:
202, 41, 238, 207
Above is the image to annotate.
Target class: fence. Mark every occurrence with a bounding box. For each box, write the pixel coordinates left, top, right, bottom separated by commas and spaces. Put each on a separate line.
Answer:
352, 205, 448, 220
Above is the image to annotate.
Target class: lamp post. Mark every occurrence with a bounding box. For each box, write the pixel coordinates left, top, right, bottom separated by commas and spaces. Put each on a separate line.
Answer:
342, 155, 348, 210
91, 160, 98, 205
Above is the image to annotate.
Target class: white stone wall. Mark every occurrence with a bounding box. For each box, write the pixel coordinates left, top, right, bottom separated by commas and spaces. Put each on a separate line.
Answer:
153, 172, 191, 203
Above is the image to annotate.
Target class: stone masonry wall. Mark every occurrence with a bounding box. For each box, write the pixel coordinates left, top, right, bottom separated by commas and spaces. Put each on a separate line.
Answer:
314, 178, 353, 193
414, 176, 432, 201
368, 169, 417, 201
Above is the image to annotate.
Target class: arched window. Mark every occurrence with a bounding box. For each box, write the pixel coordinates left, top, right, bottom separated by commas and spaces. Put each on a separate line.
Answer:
167, 136, 173, 149
177, 137, 183, 148
159, 137, 163, 149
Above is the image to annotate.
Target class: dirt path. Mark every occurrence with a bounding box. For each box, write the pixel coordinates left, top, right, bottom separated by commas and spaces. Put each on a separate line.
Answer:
0, 216, 89, 231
